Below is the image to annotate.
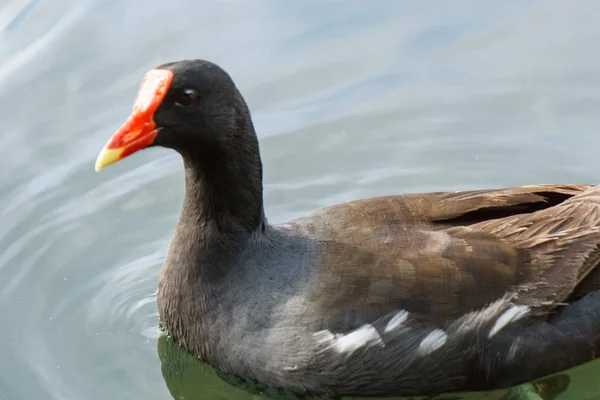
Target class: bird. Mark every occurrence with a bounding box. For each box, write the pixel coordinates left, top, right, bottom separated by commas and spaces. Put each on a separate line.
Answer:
94, 59, 600, 397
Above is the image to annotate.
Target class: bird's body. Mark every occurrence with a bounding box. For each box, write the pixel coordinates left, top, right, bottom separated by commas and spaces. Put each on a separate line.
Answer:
95, 60, 600, 397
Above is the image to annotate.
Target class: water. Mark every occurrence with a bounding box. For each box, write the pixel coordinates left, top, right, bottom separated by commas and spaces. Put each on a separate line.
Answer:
2, 1, 600, 399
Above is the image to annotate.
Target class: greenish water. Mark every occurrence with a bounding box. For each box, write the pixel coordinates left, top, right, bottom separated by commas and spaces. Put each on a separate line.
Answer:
158, 335, 600, 400
2, 1, 600, 399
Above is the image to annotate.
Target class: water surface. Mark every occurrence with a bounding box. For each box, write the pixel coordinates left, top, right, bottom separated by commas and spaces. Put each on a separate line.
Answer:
2, 1, 600, 399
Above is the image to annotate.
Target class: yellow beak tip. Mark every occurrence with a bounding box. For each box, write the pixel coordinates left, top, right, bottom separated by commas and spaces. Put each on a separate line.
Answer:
94, 147, 123, 172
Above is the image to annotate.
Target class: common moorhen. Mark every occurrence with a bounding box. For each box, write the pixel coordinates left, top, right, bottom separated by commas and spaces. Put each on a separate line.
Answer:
94, 59, 600, 397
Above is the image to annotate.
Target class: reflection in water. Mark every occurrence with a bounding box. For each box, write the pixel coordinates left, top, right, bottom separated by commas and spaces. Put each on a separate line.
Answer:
158, 334, 577, 400
158, 335, 256, 400
3, 0, 600, 399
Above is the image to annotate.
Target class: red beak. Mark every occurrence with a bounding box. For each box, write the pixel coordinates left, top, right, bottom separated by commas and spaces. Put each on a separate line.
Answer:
95, 68, 174, 171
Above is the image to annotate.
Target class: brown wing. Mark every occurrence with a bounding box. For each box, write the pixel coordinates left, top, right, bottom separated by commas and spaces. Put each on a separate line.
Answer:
468, 187, 600, 311
300, 184, 600, 330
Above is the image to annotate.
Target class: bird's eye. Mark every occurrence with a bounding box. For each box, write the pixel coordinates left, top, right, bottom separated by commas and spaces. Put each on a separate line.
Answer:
175, 88, 198, 107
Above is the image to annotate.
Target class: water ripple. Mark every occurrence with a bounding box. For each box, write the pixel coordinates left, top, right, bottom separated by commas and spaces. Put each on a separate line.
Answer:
3, 1, 600, 399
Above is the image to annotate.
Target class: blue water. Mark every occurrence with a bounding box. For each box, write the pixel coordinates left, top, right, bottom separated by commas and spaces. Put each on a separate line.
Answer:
2, 1, 600, 399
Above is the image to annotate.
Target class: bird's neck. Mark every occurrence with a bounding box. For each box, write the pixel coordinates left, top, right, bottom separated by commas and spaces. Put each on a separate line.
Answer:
164, 134, 265, 281
158, 135, 265, 358
181, 134, 265, 236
